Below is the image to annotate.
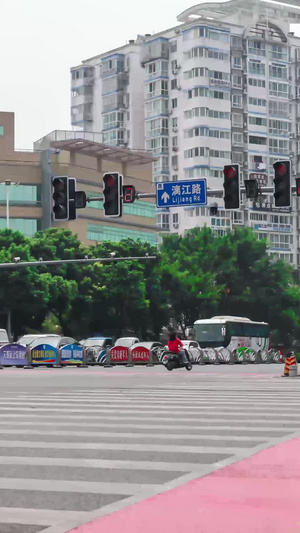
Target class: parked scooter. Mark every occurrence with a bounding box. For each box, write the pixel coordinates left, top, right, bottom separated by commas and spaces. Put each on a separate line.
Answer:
162, 350, 192, 371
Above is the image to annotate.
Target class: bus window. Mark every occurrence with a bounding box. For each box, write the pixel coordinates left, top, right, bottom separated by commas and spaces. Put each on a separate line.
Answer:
194, 323, 226, 347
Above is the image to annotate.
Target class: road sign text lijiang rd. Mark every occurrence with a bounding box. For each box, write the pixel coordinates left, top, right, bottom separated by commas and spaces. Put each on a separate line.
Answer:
156, 179, 207, 208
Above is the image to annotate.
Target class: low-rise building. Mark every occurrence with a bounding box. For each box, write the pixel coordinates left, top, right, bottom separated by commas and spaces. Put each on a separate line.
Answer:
0, 112, 157, 246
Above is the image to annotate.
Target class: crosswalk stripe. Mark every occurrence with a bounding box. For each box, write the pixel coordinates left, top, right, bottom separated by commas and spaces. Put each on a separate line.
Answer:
6, 397, 300, 407
0, 439, 248, 454
0, 478, 162, 495
0, 508, 87, 526
0, 404, 299, 414
0, 412, 298, 422
0, 420, 291, 434
0, 456, 208, 472
0, 428, 265, 443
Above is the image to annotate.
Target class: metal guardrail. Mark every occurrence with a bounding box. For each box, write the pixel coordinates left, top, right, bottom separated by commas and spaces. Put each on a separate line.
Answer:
0, 344, 283, 369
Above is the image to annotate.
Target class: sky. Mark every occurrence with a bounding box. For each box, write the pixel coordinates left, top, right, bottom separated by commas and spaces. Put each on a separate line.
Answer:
0, 0, 299, 149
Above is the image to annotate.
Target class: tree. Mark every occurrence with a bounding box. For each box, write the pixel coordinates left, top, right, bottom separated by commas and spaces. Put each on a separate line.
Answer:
159, 226, 300, 343
160, 228, 222, 336
0, 236, 50, 339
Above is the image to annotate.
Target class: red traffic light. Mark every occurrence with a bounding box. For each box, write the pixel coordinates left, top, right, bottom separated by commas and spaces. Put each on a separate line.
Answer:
104, 174, 116, 188
275, 163, 288, 176
103, 172, 123, 217
224, 166, 237, 179
296, 178, 300, 197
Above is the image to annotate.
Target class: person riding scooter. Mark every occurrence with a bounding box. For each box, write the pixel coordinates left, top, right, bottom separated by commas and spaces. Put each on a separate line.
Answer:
168, 331, 189, 366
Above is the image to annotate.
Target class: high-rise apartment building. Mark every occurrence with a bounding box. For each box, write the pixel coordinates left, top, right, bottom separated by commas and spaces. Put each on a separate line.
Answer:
71, 0, 300, 265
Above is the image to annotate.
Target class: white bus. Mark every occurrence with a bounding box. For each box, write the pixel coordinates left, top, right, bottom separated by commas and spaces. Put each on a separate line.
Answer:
193, 316, 270, 356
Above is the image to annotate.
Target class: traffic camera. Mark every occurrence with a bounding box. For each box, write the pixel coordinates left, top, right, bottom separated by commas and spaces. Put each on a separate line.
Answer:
223, 165, 240, 209
103, 173, 123, 217
273, 161, 291, 207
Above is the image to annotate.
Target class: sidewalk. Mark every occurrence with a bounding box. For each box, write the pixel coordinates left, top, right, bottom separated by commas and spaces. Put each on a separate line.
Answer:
68, 437, 300, 533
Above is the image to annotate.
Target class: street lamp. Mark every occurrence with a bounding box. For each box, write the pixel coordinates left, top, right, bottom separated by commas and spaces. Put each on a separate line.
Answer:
0, 180, 19, 229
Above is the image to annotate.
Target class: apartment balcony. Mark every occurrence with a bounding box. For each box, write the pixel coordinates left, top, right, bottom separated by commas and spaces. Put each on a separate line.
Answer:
141, 41, 169, 66
102, 93, 127, 113
71, 110, 93, 125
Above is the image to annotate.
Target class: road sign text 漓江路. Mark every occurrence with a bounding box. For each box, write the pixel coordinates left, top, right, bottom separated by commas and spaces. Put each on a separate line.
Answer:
156, 179, 207, 208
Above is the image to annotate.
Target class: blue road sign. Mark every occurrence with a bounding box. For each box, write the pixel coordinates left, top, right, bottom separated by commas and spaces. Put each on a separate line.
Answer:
156, 179, 207, 208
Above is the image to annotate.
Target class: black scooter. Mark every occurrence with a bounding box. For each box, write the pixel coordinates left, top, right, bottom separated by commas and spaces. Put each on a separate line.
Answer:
163, 350, 192, 371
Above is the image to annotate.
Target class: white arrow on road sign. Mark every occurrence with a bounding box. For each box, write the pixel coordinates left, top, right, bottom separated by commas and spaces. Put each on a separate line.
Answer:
161, 192, 170, 204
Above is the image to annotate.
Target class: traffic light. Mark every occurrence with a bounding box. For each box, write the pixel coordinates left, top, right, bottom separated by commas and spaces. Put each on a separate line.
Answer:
273, 160, 290, 207
223, 165, 240, 209
244, 179, 259, 199
209, 202, 218, 216
68, 178, 76, 221
296, 178, 300, 197
103, 173, 123, 217
52, 176, 69, 220
123, 185, 136, 204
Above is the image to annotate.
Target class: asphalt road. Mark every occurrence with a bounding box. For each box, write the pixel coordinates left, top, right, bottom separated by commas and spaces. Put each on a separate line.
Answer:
0, 364, 299, 533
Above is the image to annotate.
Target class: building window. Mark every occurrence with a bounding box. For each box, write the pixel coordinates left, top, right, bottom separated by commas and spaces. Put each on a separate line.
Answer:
232, 56, 242, 69
87, 224, 157, 245
146, 118, 169, 137
249, 116, 267, 126
269, 45, 288, 61
269, 138, 289, 154
172, 117, 178, 128
173, 213, 179, 227
269, 82, 289, 98
0, 218, 39, 236
248, 78, 266, 88
210, 90, 230, 100
170, 42, 177, 53
269, 119, 289, 135
248, 41, 265, 57
248, 60, 265, 76
249, 135, 267, 145
172, 98, 178, 109
232, 94, 242, 107
249, 97, 267, 107
171, 79, 178, 90
232, 75, 242, 88
187, 87, 209, 99
0, 185, 39, 205
232, 132, 243, 146
232, 152, 243, 164
269, 64, 288, 80
156, 213, 170, 230
0, 126, 4, 136
103, 111, 124, 130
232, 114, 243, 127
269, 100, 289, 118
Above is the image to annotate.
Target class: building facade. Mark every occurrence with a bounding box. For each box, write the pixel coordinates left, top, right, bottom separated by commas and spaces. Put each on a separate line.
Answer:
71, 0, 300, 265
0, 112, 157, 246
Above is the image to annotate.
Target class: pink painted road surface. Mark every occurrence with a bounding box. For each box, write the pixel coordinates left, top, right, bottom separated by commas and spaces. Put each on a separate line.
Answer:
68, 438, 300, 533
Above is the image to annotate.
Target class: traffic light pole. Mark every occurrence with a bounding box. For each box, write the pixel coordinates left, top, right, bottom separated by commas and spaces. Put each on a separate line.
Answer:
133, 186, 299, 201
